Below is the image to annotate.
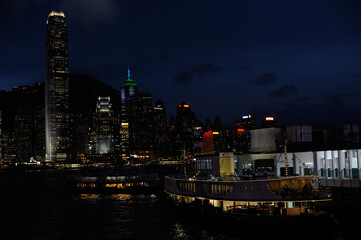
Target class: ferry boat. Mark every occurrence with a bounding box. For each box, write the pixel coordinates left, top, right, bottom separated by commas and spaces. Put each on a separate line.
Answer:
164, 152, 331, 216
68, 171, 159, 193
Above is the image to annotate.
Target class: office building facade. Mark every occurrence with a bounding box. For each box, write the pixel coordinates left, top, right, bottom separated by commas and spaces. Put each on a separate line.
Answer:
95, 97, 114, 154
45, 10, 70, 161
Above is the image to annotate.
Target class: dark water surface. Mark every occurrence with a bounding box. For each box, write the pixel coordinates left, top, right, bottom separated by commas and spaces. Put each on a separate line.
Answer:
0, 170, 359, 240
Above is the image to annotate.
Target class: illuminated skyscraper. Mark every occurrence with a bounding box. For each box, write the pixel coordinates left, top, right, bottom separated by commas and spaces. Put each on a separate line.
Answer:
45, 10, 70, 162
95, 97, 114, 154
121, 68, 138, 122
176, 102, 195, 157
201, 130, 214, 154
262, 116, 278, 128
153, 100, 169, 159
120, 69, 137, 161
128, 93, 154, 161
236, 115, 256, 153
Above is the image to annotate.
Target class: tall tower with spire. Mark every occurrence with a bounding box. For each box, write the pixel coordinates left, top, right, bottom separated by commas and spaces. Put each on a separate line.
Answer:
45, 10, 70, 162
120, 68, 138, 122
120, 68, 138, 161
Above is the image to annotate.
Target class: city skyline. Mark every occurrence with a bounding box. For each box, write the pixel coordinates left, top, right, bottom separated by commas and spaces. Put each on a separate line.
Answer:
1, 0, 361, 126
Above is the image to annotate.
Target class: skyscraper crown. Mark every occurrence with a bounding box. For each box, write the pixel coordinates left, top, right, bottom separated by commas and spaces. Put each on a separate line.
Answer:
48, 10, 65, 18
121, 68, 137, 88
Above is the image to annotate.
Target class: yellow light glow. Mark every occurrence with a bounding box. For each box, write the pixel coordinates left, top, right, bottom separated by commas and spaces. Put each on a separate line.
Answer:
48, 11, 65, 18
213, 132, 219, 135
183, 104, 189, 108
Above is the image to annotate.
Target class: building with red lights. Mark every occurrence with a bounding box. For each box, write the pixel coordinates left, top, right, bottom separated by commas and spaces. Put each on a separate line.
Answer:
201, 130, 214, 154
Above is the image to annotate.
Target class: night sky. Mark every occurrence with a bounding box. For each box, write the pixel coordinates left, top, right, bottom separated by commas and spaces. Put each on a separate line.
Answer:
1, 0, 361, 126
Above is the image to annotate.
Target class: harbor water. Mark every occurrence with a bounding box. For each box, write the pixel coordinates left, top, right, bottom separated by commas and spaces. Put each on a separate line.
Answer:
0, 170, 359, 240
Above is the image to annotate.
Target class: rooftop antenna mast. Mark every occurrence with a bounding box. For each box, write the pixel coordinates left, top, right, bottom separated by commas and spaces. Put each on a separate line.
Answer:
128, 67, 131, 79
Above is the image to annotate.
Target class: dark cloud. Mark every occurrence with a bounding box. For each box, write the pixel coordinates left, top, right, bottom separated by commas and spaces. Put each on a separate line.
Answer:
174, 72, 194, 84
325, 91, 357, 105
269, 84, 299, 98
233, 64, 252, 72
189, 62, 222, 78
173, 62, 222, 84
249, 73, 277, 86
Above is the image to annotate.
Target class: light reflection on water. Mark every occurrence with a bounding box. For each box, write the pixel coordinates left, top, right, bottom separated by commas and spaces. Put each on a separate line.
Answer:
111, 194, 133, 201
171, 223, 190, 240
79, 193, 102, 201
0, 171, 359, 240
78, 193, 134, 201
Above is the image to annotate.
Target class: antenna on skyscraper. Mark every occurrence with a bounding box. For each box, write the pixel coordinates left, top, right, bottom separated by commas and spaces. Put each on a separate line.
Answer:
128, 67, 131, 79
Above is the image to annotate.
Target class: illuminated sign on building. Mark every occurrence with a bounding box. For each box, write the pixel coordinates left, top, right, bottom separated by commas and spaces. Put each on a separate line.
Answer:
179, 104, 190, 108
213, 132, 219, 135
265, 117, 274, 121
242, 114, 252, 119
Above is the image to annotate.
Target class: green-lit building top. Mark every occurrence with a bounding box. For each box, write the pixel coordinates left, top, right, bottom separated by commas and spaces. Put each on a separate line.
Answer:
121, 78, 137, 88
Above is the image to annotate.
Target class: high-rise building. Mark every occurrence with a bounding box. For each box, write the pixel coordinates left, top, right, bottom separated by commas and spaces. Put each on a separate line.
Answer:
45, 10, 70, 162
201, 130, 213, 154
120, 69, 138, 161
0, 83, 45, 162
95, 97, 114, 154
213, 116, 224, 152
193, 124, 203, 154
15, 107, 34, 162
120, 68, 138, 122
70, 113, 90, 160
128, 93, 154, 161
153, 100, 169, 160
262, 116, 278, 128
235, 114, 256, 153
176, 102, 195, 157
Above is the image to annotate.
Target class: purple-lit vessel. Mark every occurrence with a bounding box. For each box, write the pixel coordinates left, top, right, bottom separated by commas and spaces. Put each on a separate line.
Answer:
165, 151, 331, 216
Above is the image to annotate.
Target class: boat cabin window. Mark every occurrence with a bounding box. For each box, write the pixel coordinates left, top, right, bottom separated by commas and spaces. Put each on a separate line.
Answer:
210, 183, 233, 195
177, 181, 196, 193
